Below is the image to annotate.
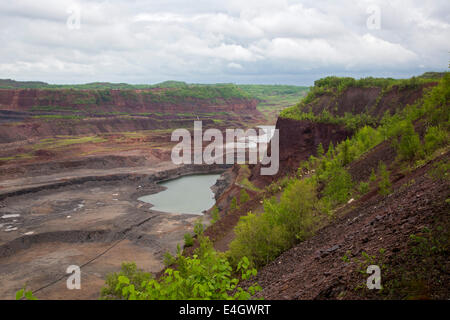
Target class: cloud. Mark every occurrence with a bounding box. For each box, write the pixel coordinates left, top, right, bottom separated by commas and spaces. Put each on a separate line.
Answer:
0, 0, 448, 85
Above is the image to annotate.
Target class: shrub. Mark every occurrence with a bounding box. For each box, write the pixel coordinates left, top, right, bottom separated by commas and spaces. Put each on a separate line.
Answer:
240, 189, 250, 204
317, 142, 325, 157
100, 262, 153, 300
211, 206, 219, 224
369, 168, 377, 182
230, 197, 238, 211
194, 219, 204, 236
229, 178, 325, 267
378, 162, 392, 196
184, 233, 194, 247
112, 236, 260, 300
163, 252, 176, 267
424, 126, 447, 154
422, 73, 450, 126
394, 121, 422, 161
321, 166, 353, 206
358, 181, 370, 195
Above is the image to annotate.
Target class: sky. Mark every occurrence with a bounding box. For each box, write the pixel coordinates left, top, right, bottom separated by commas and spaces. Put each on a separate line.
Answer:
0, 0, 449, 85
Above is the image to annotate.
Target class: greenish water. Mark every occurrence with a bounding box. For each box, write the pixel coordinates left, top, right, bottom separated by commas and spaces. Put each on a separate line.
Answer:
138, 174, 220, 215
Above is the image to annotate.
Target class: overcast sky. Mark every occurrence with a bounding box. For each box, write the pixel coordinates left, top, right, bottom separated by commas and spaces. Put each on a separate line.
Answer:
0, 0, 449, 85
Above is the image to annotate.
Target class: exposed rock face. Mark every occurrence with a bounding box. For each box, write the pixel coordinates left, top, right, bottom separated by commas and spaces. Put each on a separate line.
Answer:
0, 117, 214, 143
0, 88, 259, 114
249, 118, 352, 187
0, 88, 262, 143
210, 168, 235, 201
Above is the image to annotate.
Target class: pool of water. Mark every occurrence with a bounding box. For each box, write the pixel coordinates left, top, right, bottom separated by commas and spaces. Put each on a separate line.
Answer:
138, 174, 220, 215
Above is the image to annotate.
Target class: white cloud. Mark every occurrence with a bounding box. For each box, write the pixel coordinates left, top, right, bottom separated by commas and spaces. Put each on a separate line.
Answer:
227, 62, 243, 70
0, 0, 448, 84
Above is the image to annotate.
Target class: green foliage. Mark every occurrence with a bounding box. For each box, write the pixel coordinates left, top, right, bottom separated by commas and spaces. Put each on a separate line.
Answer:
424, 126, 448, 154
163, 253, 175, 267
280, 107, 377, 131
100, 262, 153, 300
211, 206, 220, 224
229, 178, 326, 267
317, 142, 325, 157
240, 189, 250, 204
264, 176, 290, 194
194, 219, 204, 236
422, 73, 450, 126
369, 168, 377, 182
112, 236, 260, 300
184, 233, 194, 247
15, 286, 37, 300
393, 121, 422, 161
358, 181, 370, 195
321, 165, 353, 206
378, 162, 392, 196
428, 159, 450, 181
230, 197, 238, 211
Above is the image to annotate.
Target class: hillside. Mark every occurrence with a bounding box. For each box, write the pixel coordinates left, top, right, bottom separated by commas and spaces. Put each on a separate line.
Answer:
129, 73, 449, 301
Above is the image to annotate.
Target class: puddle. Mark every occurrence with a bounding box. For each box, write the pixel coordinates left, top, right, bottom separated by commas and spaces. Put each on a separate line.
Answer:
138, 174, 220, 215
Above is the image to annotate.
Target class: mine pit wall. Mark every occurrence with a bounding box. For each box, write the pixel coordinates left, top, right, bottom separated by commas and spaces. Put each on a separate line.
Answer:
248, 117, 352, 187
0, 117, 215, 144
0, 88, 258, 114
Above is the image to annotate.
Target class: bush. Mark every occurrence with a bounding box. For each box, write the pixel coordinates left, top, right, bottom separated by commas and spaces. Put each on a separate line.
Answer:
378, 162, 392, 196
240, 189, 250, 204
194, 219, 204, 236
100, 262, 153, 300
163, 253, 175, 267
369, 168, 377, 182
424, 126, 447, 154
112, 236, 260, 300
358, 181, 370, 195
321, 166, 353, 206
211, 206, 219, 224
228, 178, 325, 267
184, 233, 194, 247
394, 121, 422, 161
230, 197, 238, 210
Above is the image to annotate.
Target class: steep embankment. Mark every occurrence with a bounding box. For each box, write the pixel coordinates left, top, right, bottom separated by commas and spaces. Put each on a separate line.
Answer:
237, 75, 449, 300
253, 147, 449, 300
0, 84, 261, 143
247, 80, 439, 188
0, 87, 257, 114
